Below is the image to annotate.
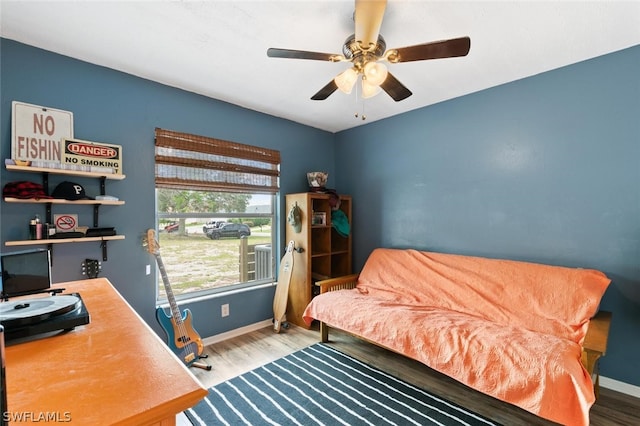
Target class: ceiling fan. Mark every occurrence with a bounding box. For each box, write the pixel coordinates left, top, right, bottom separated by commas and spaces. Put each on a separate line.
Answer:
267, 0, 470, 102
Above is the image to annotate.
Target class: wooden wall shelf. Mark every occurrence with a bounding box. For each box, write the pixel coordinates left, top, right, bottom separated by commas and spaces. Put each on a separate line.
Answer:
4, 197, 124, 206
5, 235, 125, 247
6, 164, 125, 179
4, 164, 125, 261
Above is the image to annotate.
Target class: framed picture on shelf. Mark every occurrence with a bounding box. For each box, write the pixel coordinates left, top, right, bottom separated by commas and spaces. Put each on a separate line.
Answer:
312, 212, 326, 226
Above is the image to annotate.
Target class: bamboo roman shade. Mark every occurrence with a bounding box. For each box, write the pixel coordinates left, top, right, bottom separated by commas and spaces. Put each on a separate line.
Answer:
155, 128, 280, 194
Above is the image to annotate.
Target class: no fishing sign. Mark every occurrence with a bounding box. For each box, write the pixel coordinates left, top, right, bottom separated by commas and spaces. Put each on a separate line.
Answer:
11, 101, 74, 162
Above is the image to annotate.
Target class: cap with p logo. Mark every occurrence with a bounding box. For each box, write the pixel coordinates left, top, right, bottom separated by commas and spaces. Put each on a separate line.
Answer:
52, 181, 94, 200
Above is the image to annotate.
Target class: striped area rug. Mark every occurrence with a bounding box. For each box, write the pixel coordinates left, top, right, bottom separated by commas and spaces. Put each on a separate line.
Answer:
186, 343, 500, 426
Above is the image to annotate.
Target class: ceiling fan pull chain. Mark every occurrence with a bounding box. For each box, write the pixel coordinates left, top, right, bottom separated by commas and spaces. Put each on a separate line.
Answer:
354, 77, 360, 119
355, 86, 366, 121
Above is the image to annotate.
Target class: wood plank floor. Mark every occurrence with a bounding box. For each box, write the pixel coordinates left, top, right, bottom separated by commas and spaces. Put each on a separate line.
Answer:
190, 324, 640, 426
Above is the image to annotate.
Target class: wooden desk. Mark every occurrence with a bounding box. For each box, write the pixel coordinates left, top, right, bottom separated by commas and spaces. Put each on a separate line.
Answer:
4, 278, 207, 425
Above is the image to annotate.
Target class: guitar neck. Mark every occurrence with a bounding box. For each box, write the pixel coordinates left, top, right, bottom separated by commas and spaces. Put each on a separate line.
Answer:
154, 252, 183, 325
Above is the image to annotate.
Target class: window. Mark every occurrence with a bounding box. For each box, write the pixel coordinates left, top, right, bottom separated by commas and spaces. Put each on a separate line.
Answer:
154, 128, 280, 300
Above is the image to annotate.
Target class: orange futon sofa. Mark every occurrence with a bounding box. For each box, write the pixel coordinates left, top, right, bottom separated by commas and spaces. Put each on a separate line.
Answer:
303, 248, 611, 426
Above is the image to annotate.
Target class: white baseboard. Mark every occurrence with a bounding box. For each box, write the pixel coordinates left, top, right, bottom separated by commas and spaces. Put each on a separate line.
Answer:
201, 319, 273, 346
600, 376, 640, 398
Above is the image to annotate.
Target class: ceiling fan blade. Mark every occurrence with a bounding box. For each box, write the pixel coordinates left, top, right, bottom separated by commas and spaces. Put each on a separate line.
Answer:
354, 0, 387, 50
267, 48, 341, 62
380, 72, 412, 102
389, 37, 471, 63
311, 80, 339, 100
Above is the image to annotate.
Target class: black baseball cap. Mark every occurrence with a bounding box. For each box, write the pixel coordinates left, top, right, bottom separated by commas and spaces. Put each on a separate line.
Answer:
52, 181, 94, 200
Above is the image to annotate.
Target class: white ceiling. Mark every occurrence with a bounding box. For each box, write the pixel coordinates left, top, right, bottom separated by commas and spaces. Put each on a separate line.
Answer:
1, 1, 639, 133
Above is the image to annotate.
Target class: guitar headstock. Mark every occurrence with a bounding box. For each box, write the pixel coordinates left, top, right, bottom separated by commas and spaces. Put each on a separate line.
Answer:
82, 258, 101, 278
144, 229, 160, 255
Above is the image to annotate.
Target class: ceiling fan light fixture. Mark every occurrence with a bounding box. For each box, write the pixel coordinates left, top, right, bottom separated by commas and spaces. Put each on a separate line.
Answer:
267, 1, 469, 103
363, 61, 388, 86
361, 78, 381, 98
334, 68, 358, 94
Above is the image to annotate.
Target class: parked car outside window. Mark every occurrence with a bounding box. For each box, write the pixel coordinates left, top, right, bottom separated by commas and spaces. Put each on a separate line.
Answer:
206, 223, 251, 240
202, 220, 226, 233
164, 222, 179, 233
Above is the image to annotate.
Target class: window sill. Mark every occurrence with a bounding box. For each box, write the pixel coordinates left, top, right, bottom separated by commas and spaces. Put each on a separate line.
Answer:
157, 281, 276, 308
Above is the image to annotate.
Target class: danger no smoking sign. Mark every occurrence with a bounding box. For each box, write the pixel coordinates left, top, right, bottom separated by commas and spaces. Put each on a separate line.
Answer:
54, 214, 78, 233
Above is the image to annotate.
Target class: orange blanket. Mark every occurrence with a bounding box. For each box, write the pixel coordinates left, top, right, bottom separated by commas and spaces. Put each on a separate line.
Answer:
303, 248, 611, 426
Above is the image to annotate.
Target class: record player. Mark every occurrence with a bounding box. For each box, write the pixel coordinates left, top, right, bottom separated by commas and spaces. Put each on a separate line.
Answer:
0, 293, 90, 342
0, 249, 90, 342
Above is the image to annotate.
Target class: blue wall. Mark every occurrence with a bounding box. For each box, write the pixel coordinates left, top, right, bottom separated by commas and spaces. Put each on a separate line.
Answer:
335, 45, 640, 386
2, 38, 639, 388
0, 39, 335, 338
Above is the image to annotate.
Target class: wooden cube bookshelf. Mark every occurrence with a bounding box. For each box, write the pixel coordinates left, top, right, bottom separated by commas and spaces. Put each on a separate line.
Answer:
285, 192, 352, 328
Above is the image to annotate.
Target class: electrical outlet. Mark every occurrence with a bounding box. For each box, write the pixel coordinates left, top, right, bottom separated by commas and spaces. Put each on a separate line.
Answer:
221, 303, 230, 317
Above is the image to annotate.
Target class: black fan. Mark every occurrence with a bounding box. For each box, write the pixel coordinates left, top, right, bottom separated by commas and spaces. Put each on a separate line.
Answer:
267, 0, 470, 102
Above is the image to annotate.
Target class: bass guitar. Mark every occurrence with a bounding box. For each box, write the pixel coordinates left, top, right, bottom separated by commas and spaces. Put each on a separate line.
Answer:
144, 229, 210, 370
